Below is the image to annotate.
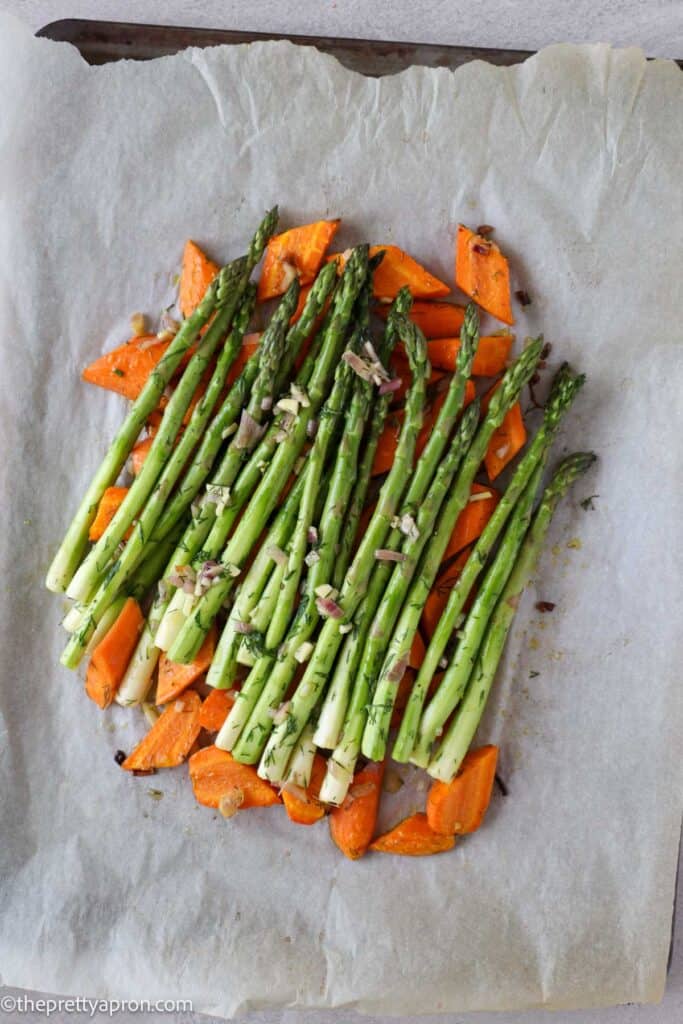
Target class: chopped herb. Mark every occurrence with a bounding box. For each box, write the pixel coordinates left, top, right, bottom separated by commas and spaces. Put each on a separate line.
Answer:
147, 788, 164, 800
580, 494, 599, 511
529, 670, 540, 679
114, 749, 126, 765
515, 289, 532, 306
113, 367, 125, 377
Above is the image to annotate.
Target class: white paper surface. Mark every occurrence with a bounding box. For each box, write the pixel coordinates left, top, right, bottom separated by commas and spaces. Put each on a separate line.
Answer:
1, 13, 682, 1017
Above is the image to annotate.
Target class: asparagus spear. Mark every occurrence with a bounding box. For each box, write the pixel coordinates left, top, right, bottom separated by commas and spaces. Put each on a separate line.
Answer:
317, 399, 479, 791
254, 318, 429, 782
217, 266, 381, 743
393, 362, 585, 761
225, 340, 374, 759
164, 246, 370, 664
313, 308, 480, 753
146, 264, 339, 647
46, 255, 225, 596
151, 279, 300, 651
264, 358, 356, 651
59, 285, 256, 637
64, 210, 280, 603
409, 462, 545, 767
427, 452, 597, 781
153, 260, 338, 546
59, 281, 290, 669
332, 287, 412, 588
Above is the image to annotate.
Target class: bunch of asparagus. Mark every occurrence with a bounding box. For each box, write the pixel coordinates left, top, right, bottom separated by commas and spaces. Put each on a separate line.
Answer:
47, 209, 595, 807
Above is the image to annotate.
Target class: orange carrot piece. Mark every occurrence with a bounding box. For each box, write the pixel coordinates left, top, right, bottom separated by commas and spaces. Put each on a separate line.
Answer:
390, 668, 416, 729
426, 744, 499, 835
156, 624, 217, 705
443, 483, 499, 562
378, 300, 466, 338
332, 246, 449, 299
84, 661, 112, 711
88, 487, 130, 541
258, 220, 340, 301
82, 336, 170, 401
485, 401, 526, 481
421, 547, 472, 641
198, 688, 236, 733
188, 746, 281, 808
455, 225, 514, 325
370, 812, 456, 856
329, 761, 385, 860
131, 436, 154, 475
427, 334, 513, 376
179, 240, 219, 318
408, 630, 425, 670
282, 753, 328, 826
87, 598, 144, 708
122, 690, 202, 771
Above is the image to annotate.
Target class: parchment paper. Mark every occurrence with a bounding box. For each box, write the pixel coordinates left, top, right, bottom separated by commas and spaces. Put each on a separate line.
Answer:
1, 12, 682, 1017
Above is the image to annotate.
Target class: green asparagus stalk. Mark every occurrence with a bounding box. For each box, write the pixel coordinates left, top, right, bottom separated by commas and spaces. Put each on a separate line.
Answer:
65, 209, 280, 603
254, 318, 429, 782
226, 347, 374, 759
209, 285, 390, 692
47, 258, 226, 597
264, 335, 542, 784
164, 246, 370, 664
153, 261, 340, 623
59, 281, 288, 669
218, 271, 380, 749
264, 358, 356, 651
410, 463, 545, 767
325, 400, 478, 778
333, 289, 412, 588
393, 362, 585, 761
151, 279, 300, 651
427, 451, 597, 781
152, 261, 338, 546
314, 309, 480, 754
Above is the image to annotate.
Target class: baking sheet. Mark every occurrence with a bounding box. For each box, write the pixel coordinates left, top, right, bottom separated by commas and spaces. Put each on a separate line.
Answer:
1, 11, 682, 1017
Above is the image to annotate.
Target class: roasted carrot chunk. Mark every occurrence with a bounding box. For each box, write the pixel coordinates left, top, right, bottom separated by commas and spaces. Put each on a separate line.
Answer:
485, 402, 526, 480
122, 690, 202, 771
179, 240, 219, 318
427, 333, 513, 376
390, 668, 416, 729
443, 483, 499, 562
426, 745, 498, 834
456, 225, 514, 325
156, 624, 217, 705
258, 220, 340, 301
408, 630, 425, 670
88, 487, 130, 541
282, 754, 328, 826
82, 336, 170, 400
378, 300, 466, 338
370, 812, 455, 856
198, 688, 237, 733
86, 597, 144, 708
130, 436, 154, 475
421, 546, 472, 641
333, 245, 449, 299
188, 746, 281, 809
329, 761, 384, 860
